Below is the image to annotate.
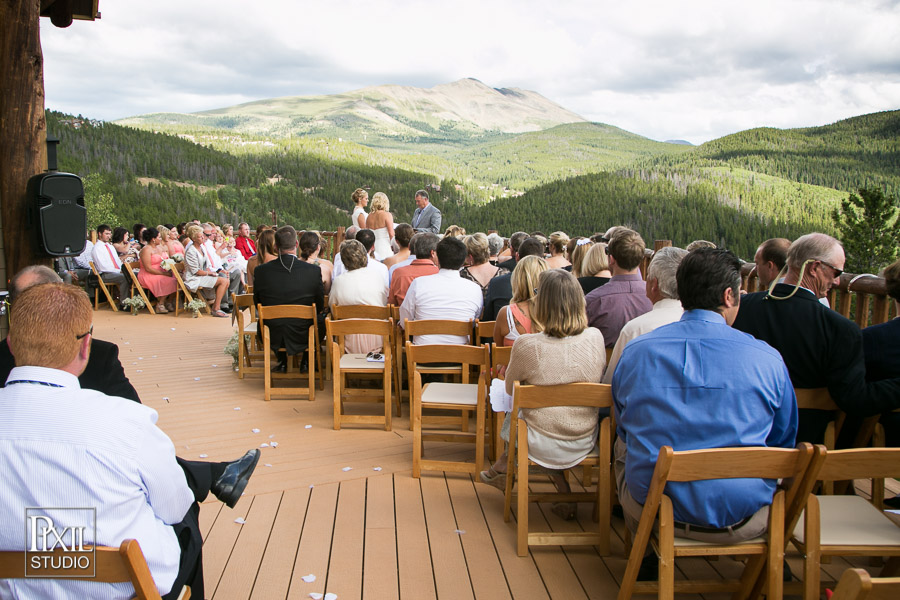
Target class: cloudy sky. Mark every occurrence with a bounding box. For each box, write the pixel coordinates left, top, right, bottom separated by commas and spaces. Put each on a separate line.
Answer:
40, 0, 900, 144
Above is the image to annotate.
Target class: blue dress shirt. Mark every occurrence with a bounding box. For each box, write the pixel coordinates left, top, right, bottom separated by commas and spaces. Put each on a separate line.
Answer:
613, 310, 797, 528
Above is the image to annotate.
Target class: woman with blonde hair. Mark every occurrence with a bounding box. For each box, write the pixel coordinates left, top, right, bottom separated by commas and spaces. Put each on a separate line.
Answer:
577, 242, 612, 295
481, 269, 606, 520
492, 255, 547, 346
158, 225, 185, 259
570, 238, 594, 278
546, 231, 571, 269
443, 225, 466, 239
461, 233, 508, 298
365, 192, 395, 261
351, 188, 369, 230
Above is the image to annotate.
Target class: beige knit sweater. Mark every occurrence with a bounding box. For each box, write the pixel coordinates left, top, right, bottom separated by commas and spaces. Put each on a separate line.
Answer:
504, 328, 607, 441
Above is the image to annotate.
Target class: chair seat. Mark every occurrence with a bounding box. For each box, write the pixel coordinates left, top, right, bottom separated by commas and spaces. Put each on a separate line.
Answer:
669, 533, 766, 547
421, 382, 478, 406
339, 354, 386, 370
244, 322, 258, 334
794, 495, 900, 547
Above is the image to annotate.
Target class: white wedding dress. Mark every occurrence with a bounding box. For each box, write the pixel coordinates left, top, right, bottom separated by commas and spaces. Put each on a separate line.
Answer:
373, 228, 393, 261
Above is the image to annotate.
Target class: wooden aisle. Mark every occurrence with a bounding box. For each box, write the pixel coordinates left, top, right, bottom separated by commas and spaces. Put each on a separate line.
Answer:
91, 310, 897, 600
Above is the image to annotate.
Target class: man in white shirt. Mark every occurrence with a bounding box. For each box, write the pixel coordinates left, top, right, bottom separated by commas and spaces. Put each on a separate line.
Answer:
201, 223, 242, 312
400, 237, 483, 345
603, 246, 688, 383
74, 238, 94, 269
89, 223, 130, 304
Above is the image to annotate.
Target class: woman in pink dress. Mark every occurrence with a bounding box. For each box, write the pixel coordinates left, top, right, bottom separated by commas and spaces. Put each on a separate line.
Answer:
137, 227, 177, 313
159, 225, 185, 259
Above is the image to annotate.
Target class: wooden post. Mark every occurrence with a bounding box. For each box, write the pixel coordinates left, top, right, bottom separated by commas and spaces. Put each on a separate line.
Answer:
0, 0, 50, 286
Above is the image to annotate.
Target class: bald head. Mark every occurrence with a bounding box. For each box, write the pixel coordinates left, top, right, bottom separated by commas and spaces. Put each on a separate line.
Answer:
9, 266, 62, 304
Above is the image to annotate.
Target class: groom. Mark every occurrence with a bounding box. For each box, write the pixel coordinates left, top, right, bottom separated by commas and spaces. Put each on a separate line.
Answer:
411, 189, 442, 234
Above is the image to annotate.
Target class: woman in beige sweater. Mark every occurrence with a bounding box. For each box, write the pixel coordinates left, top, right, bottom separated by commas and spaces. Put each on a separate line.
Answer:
481, 269, 607, 519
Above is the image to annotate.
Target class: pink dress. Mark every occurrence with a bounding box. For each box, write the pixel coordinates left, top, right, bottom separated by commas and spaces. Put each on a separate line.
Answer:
138, 253, 177, 297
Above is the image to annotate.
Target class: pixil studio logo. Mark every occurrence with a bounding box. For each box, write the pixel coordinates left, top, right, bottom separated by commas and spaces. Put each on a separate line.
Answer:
24, 508, 96, 577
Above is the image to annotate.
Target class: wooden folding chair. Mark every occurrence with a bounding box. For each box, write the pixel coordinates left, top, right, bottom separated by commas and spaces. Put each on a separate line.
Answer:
88, 261, 119, 311
404, 319, 474, 430
618, 443, 818, 600
0, 538, 190, 600
331, 304, 400, 414
259, 304, 322, 401
409, 342, 489, 478
504, 381, 614, 557
327, 317, 394, 431
123, 262, 156, 314
869, 408, 900, 508
790, 447, 900, 600
489, 344, 512, 462
390, 305, 405, 404
234, 293, 262, 379
795, 387, 843, 494
170, 263, 210, 317
475, 319, 496, 342
830, 568, 900, 600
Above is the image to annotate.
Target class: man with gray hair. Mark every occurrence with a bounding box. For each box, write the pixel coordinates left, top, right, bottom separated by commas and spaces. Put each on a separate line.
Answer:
603, 246, 689, 383
734, 232, 900, 443
389, 232, 439, 306
497, 231, 528, 271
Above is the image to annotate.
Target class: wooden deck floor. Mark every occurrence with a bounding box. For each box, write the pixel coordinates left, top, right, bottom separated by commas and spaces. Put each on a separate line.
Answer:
92, 309, 897, 600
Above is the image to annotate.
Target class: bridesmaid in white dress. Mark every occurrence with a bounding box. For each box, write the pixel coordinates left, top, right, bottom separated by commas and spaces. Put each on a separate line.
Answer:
351, 188, 368, 229
366, 192, 395, 261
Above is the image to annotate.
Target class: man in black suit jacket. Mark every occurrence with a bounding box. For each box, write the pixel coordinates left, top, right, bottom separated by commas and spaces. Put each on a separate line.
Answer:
253, 225, 325, 372
482, 237, 544, 321
733, 233, 900, 443
497, 231, 528, 272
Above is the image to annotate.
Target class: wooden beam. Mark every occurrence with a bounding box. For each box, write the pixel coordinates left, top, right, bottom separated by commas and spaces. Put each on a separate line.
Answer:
1, 0, 51, 283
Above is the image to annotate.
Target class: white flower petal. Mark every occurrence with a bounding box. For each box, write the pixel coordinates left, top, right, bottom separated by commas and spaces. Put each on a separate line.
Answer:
301, 574, 316, 583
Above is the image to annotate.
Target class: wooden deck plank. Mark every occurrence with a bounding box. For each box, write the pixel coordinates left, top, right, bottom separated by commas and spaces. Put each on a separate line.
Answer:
394, 473, 437, 600
202, 499, 254, 595
445, 474, 514, 600
287, 482, 339, 600
325, 478, 366, 600
363, 474, 399, 599
421, 473, 476, 600
521, 498, 588, 599
213, 491, 282, 600
249, 487, 311, 600
199, 500, 223, 540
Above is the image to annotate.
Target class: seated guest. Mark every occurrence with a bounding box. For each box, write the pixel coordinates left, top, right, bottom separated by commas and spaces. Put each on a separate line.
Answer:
234, 222, 257, 260
217, 234, 247, 282
487, 232, 504, 265
329, 239, 389, 354
399, 237, 482, 345
569, 238, 593, 278
90, 224, 131, 306
299, 231, 334, 294
247, 228, 277, 286
461, 233, 509, 300
603, 246, 687, 383
113, 226, 139, 263
388, 233, 439, 306
137, 227, 177, 313
586, 228, 652, 347
498, 231, 528, 271
133, 223, 148, 250
202, 223, 242, 304
56, 254, 89, 286
184, 225, 229, 317
613, 248, 797, 577
388, 229, 418, 281
577, 243, 612, 295
733, 233, 900, 443
253, 225, 325, 373
332, 229, 389, 286
482, 237, 546, 321
753, 237, 791, 290
158, 225, 185, 259
383, 223, 414, 270
330, 226, 358, 277
493, 255, 548, 347
686, 239, 717, 251
0, 281, 261, 600
481, 269, 607, 521
443, 224, 466, 239
545, 231, 571, 270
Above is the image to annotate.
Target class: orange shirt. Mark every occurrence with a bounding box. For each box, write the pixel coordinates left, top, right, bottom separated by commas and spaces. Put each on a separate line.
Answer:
388, 259, 438, 306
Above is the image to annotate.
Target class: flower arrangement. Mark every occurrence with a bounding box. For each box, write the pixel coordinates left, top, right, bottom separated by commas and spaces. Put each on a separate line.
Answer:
122, 296, 146, 315
184, 298, 206, 317
224, 331, 241, 368
173, 254, 184, 263
160, 258, 176, 271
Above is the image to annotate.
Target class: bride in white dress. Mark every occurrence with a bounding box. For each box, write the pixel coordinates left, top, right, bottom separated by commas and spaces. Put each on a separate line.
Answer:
366, 192, 395, 261
351, 188, 368, 229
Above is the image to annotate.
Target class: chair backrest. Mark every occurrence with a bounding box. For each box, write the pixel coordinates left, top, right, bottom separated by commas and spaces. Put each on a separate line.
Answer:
258, 303, 317, 323
491, 344, 512, 376
830, 568, 900, 600
811, 447, 900, 483
475, 319, 496, 340
512, 381, 613, 410
404, 319, 473, 343
407, 343, 488, 384
794, 387, 840, 411
233, 293, 257, 320
0, 539, 172, 600
332, 304, 392, 320
326, 317, 394, 357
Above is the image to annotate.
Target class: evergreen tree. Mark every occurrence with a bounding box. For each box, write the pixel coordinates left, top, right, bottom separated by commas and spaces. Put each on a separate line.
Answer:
831, 188, 900, 273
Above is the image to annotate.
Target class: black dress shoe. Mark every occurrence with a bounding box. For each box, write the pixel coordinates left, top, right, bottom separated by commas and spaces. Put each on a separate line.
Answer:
299, 356, 309, 373
220, 306, 232, 314
271, 361, 287, 373
211, 449, 261, 508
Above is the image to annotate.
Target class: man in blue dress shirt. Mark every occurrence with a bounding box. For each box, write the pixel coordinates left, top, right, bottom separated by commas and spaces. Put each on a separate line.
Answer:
613, 248, 797, 559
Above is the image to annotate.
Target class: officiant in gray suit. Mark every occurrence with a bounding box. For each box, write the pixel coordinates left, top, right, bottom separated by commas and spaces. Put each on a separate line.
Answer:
411, 189, 442, 233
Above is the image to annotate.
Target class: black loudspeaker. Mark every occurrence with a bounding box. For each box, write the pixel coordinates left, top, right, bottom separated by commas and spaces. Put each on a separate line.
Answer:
27, 172, 87, 256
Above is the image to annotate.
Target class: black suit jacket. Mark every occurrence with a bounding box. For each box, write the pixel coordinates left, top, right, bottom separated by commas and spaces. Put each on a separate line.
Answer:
482, 273, 512, 321
0, 338, 140, 403
733, 285, 900, 442
253, 255, 325, 356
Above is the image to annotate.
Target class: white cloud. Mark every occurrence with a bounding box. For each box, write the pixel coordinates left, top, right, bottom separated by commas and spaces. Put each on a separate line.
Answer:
39, 0, 900, 142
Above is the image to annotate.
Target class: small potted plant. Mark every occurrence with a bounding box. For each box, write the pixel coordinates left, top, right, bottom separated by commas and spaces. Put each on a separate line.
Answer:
122, 296, 146, 316
184, 298, 206, 318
